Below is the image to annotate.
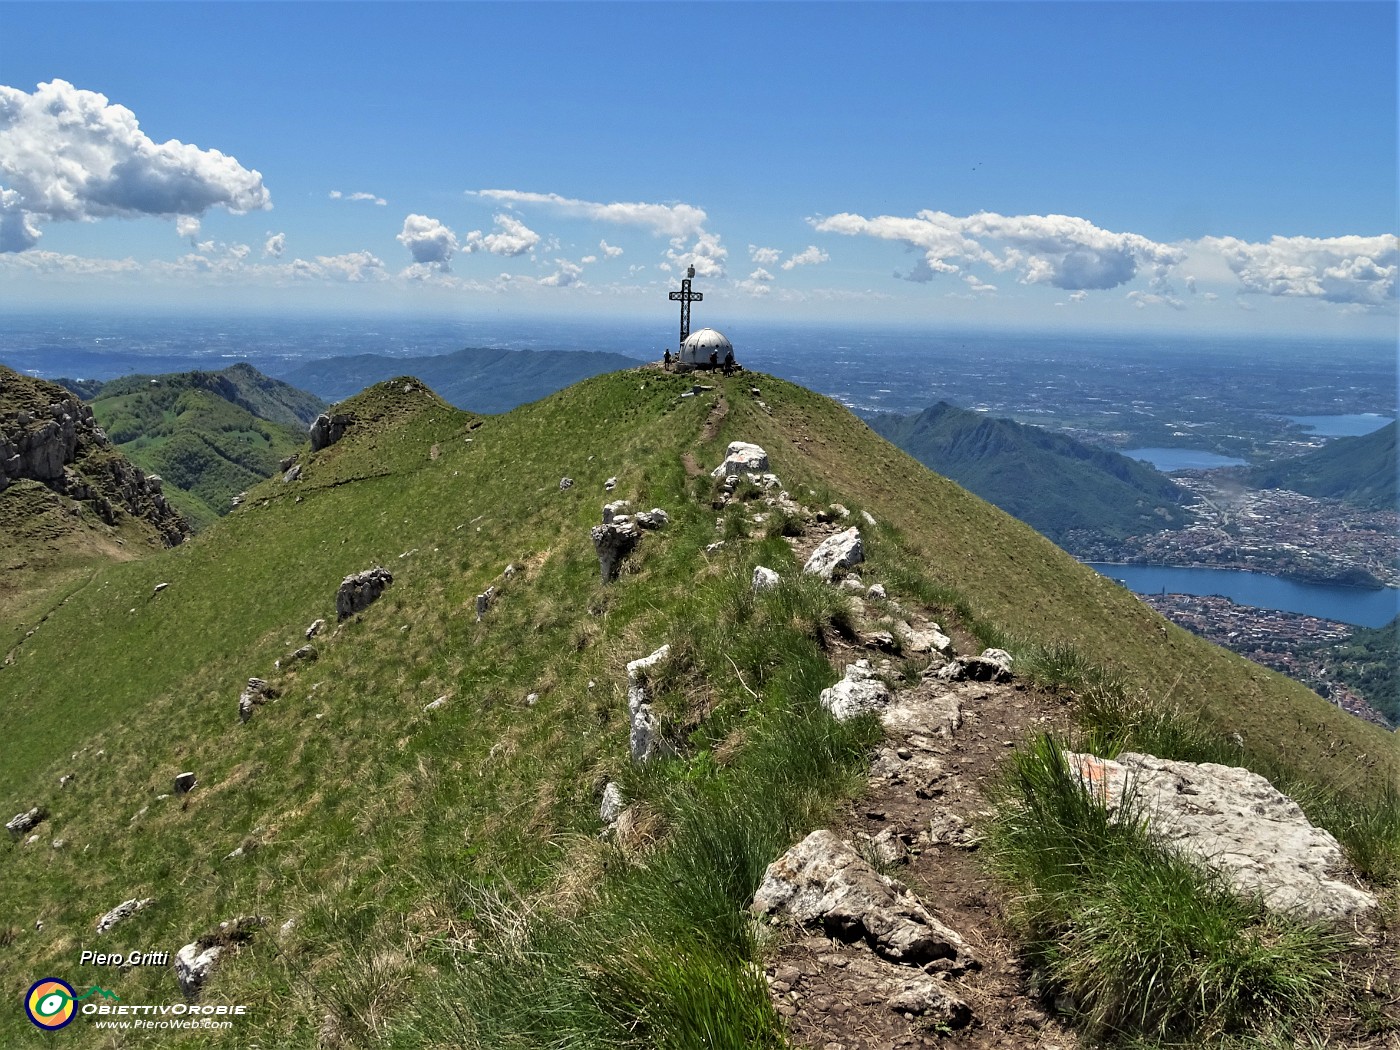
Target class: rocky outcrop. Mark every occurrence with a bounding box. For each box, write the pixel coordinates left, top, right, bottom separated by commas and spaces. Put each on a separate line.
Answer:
308, 412, 351, 452
634, 508, 669, 529
1065, 750, 1377, 921
175, 942, 223, 1000
933, 648, 1012, 682
0, 366, 188, 545
238, 678, 275, 723
819, 660, 892, 721
174, 772, 197, 794
336, 567, 393, 620
96, 897, 155, 933
753, 830, 976, 970
752, 566, 780, 593
600, 782, 625, 825
6, 806, 47, 839
711, 441, 770, 476
803, 526, 864, 580
626, 644, 672, 764
590, 520, 640, 584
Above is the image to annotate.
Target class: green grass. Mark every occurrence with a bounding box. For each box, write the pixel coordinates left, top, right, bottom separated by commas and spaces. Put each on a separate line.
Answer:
986, 735, 1352, 1046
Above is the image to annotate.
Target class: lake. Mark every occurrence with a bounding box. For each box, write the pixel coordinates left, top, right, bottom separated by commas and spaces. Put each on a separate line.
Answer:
1286, 413, 1394, 437
1123, 448, 1248, 472
1086, 563, 1399, 628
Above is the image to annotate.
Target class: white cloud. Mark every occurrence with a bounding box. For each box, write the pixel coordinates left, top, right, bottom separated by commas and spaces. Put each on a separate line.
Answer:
749, 245, 781, 265
665, 230, 727, 278
1069, 290, 1088, 303
290, 250, 387, 283
0, 248, 142, 276
1127, 290, 1185, 311
474, 189, 707, 239
0, 79, 269, 252
396, 213, 458, 270
329, 190, 387, 206
749, 267, 775, 282
1202, 291, 1219, 302
814, 208, 1183, 291
464, 213, 538, 257
1196, 234, 1396, 307
175, 216, 201, 239
781, 245, 830, 271
599, 239, 623, 258
263, 232, 285, 258
538, 258, 583, 288
962, 273, 996, 294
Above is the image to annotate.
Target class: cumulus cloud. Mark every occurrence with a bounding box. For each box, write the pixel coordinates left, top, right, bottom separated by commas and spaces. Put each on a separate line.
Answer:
814, 209, 1183, 291
781, 245, 830, 271
464, 213, 539, 257
1127, 290, 1185, 311
474, 189, 707, 239
749, 267, 775, 282
665, 230, 727, 278
397, 213, 458, 270
1068, 290, 1088, 303
962, 273, 996, 294
538, 258, 583, 288
175, 216, 201, 239
1196, 234, 1397, 306
264, 232, 285, 258
329, 190, 387, 206
749, 245, 781, 265
290, 250, 387, 283
599, 239, 623, 258
0, 79, 270, 252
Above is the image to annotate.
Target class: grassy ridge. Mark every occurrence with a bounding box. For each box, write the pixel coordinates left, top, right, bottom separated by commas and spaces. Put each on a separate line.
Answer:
0, 368, 1394, 1048
1249, 420, 1397, 510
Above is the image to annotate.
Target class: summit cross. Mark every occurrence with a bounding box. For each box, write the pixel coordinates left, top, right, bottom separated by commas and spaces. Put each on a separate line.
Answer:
668, 266, 703, 348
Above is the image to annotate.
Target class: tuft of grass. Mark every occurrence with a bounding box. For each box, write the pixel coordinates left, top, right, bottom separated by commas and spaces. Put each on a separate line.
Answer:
987, 735, 1351, 1045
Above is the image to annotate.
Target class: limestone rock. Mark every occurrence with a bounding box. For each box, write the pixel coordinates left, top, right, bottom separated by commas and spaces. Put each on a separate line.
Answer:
336, 567, 393, 620
752, 566, 780, 593
474, 586, 495, 622
819, 660, 892, 722
308, 413, 350, 452
175, 942, 222, 1001
934, 648, 1012, 683
238, 678, 274, 723
306, 618, 325, 640
752, 830, 974, 969
803, 527, 864, 580
291, 645, 316, 662
174, 772, 197, 794
559, 476, 573, 491
282, 464, 301, 483
602, 499, 631, 523
423, 696, 448, 712
897, 622, 953, 656
96, 897, 155, 934
1065, 750, 1377, 921
600, 782, 625, 825
590, 520, 640, 584
635, 508, 670, 529
6, 806, 47, 839
711, 441, 770, 477
626, 645, 672, 764
867, 583, 887, 600
604, 476, 618, 491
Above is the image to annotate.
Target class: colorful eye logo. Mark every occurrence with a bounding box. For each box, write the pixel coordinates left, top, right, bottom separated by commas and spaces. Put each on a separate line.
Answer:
25, 978, 77, 1030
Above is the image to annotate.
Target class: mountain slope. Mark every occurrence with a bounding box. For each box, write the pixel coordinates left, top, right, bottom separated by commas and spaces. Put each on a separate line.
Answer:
867, 401, 1191, 546
71, 365, 327, 528
0, 369, 1392, 1048
274, 344, 642, 413
1249, 420, 1397, 510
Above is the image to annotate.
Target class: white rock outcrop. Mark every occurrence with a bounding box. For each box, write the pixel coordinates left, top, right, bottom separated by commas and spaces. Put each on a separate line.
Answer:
752, 830, 974, 969
1065, 751, 1377, 921
590, 520, 640, 583
175, 942, 222, 1000
600, 782, 625, 825
803, 527, 864, 580
96, 897, 155, 934
752, 566, 780, 593
819, 660, 892, 721
711, 441, 770, 477
626, 645, 673, 764
336, 567, 393, 621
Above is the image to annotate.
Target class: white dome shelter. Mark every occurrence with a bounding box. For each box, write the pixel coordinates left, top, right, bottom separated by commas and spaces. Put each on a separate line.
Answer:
679, 328, 733, 367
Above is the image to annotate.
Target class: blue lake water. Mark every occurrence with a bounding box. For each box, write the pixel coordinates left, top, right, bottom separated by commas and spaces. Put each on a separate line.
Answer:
1086, 563, 1399, 628
1124, 448, 1248, 472
1286, 413, 1394, 437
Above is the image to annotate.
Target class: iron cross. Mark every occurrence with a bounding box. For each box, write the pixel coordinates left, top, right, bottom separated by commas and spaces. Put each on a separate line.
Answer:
669, 273, 703, 348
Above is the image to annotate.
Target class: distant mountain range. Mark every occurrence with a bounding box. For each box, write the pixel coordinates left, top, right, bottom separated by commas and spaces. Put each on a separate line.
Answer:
867, 401, 1192, 547
272, 345, 642, 413
1248, 421, 1397, 511
59, 364, 327, 529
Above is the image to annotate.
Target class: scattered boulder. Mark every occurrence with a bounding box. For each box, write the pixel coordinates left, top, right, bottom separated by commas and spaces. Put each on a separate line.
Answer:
626, 645, 673, 764
306, 618, 325, 640
291, 645, 316, 662
752, 830, 975, 970
423, 696, 448, 712
604, 476, 618, 491
867, 583, 887, 600
803, 527, 864, 580
282, 464, 301, 483
559, 477, 573, 491
308, 412, 350, 452
1065, 751, 1377, 921
861, 510, 878, 527
474, 586, 495, 622
752, 566, 780, 593
336, 567, 393, 620
175, 942, 222, 1000
602, 499, 631, 523
819, 660, 892, 722
590, 520, 641, 584
816, 503, 850, 523
174, 772, 197, 795
934, 648, 1012, 682
897, 622, 953, 656
238, 678, 275, 723
711, 441, 770, 477
7, 806, 47, 839
635, 508, 670, 529
153, 582, 170, 595
600, 782, 625, 825
96, 897, 155, 934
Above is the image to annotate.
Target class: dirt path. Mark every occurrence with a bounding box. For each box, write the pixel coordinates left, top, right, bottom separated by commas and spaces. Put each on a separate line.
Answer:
683, 391, 730, 478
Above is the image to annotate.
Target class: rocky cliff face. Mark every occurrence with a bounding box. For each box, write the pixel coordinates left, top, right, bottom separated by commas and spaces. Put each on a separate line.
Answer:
0, 365, 189, 546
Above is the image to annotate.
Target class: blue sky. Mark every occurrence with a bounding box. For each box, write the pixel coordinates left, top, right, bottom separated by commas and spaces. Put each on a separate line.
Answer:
2, 1, 1396, 336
